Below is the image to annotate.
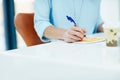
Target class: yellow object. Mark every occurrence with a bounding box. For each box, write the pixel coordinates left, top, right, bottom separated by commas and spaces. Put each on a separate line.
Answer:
81, 38, 105, 42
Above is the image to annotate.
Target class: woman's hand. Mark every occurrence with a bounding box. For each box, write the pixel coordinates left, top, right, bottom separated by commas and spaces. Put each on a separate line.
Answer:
63, 27, 86, 42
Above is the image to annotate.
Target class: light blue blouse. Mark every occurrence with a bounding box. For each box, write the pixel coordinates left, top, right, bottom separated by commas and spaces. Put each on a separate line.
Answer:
34, 0, 103, 42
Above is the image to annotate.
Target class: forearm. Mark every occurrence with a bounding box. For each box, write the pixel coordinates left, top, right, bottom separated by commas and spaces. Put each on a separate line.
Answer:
44, 26, 67, 40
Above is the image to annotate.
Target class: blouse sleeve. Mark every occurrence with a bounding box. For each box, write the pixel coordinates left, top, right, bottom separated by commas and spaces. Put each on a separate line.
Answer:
34, 0, 53, 42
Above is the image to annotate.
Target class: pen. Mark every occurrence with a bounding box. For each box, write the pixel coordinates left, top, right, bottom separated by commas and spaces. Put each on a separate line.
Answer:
66, 15, 77, 26
66, 15, 86, 37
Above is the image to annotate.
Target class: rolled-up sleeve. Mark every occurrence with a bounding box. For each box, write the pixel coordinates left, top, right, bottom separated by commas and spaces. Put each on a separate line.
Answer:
34, 0, 53, 42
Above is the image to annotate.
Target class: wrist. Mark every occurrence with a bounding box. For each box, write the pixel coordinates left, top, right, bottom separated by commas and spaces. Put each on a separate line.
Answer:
60, 29, 67, 40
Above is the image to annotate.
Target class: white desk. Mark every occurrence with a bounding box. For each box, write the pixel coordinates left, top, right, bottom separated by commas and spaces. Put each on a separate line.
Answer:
0, 33, 120, 80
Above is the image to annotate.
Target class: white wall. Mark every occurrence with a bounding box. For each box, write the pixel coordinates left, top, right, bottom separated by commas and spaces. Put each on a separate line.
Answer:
14, 0, 34, 14
101, 0, 120, 22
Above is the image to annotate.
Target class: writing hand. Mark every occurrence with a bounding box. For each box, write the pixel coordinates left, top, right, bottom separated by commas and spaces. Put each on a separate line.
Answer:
63, 26, 86, 42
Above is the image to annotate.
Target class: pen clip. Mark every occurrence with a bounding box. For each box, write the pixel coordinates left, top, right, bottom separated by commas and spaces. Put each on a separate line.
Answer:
66, 15, 77, 26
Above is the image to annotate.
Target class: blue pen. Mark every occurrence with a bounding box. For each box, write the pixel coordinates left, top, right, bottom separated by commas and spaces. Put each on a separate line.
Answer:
66, 15, 77, 26
66, 15, 86, 37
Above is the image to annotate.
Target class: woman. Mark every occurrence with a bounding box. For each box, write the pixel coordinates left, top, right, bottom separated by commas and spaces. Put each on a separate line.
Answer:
34, 0, 103, 42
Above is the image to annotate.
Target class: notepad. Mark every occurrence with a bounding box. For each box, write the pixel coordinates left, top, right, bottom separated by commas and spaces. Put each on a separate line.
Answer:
76, 37, 105, 43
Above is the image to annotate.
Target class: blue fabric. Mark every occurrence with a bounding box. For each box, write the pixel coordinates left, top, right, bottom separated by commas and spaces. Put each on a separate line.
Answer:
34, 0, 103, 42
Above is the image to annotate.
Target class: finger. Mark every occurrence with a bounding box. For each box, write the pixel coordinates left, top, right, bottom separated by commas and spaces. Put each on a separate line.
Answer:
81, 28, 87, 37
63, 31, 81, 42
72, 27, 87, 37
71, 27, 85, 35
68, 34, 81, 41
68, 30, 84, 39
65, 38, 77, 43
81, 28, 87, 33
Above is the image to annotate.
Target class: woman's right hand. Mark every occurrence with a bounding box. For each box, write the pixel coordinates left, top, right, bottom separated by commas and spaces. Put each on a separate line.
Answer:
63, 27, 86, 43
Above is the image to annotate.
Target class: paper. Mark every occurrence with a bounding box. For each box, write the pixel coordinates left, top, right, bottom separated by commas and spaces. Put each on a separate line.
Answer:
76, 37, 105, 44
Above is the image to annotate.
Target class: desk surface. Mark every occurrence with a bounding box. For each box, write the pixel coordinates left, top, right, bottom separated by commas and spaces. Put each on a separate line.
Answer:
0, 33, 120, 80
